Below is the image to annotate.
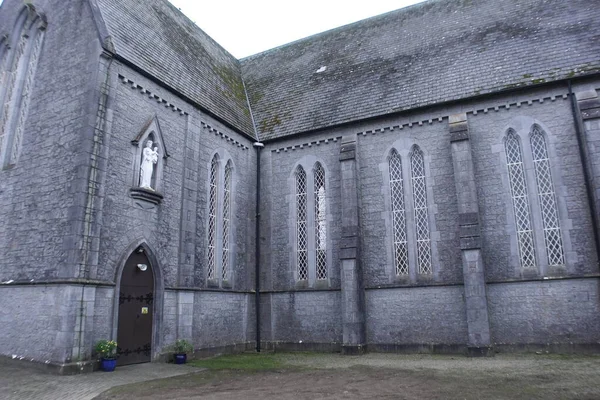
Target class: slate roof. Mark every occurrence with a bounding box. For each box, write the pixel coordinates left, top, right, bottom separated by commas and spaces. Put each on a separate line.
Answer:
240, 0, 600, 141
95, 0, 254, 136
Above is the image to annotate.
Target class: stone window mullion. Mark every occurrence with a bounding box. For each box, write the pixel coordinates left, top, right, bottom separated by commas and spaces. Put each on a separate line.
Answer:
306, 169, 316, 286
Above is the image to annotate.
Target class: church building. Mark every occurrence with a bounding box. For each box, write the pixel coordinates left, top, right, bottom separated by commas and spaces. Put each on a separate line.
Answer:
0, 0, 599, 373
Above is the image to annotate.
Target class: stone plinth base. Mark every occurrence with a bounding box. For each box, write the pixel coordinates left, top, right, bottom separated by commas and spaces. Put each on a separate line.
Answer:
467, 346, 494, 357
342, 344, 367, 355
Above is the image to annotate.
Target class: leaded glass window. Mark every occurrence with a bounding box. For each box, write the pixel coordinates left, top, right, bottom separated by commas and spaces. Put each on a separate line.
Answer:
296, 166, 308, 281
410, 146, 432, 275
207, 155, 219, 280
0, 9, 45, 168
389, 149, 409, 276
221, 160, 233, 280
9, 31, 43, 164
314, 163, 327, 280
505, 130, 537, 268
530, 126, 564, 266
0, 39, 9, 93
0, 33, 26, 157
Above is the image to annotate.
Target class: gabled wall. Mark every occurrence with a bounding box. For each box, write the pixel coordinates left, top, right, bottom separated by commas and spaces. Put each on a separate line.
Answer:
0, 0, 113, 368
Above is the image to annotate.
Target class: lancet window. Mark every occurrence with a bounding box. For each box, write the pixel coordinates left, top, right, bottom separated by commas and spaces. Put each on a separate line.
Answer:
0, 6, 46, 168
505, 125, 565, 272
505, 130, 537, 269
410, 146, 432, 275
222, 160, 233, 280
207, 153, 235, 286
296, 166, 309, 281
530, 126, 564, 266
386, 146, 434, 279
314, 163, 327, 281
389, 150, 409, 276
294, 162, 329, 285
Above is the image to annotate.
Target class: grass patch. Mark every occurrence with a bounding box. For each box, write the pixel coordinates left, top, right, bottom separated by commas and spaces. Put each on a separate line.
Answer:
189, 352, 285, 371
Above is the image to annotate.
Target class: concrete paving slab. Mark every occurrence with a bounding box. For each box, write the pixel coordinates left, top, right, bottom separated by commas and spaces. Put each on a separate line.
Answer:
0, 362, 199, 400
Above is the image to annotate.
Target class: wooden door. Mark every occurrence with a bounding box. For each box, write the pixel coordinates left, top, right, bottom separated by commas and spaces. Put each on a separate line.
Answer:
117, 248, 154, 365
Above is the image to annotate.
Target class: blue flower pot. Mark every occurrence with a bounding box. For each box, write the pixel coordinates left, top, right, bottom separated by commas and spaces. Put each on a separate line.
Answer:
101, 358, 117, 372
174, 353, 187, 364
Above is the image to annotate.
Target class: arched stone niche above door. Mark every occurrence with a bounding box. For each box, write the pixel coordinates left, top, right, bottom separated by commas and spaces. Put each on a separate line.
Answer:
129, 115, 169, 205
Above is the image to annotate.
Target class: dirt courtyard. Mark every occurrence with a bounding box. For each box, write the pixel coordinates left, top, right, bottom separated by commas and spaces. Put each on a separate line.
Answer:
95, 352, 600, 399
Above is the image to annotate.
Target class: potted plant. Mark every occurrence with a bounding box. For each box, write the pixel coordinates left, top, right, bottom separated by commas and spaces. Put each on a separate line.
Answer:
171, 339, 193, 364
95, 339, 118, 372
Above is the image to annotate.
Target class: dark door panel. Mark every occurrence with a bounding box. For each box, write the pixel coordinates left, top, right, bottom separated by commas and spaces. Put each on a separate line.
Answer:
117, 249, 154, 366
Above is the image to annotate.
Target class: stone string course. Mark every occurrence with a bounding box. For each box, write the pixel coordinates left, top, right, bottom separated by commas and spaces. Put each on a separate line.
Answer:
272, 93, 572, 153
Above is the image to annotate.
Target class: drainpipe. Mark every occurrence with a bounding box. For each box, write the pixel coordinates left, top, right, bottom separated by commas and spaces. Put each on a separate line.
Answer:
568, 80, 600, 263
253, 142, 264, 352
242, 76, 263, 353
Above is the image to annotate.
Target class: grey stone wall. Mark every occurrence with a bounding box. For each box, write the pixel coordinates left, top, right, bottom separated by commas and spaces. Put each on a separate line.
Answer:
0, 0, 115, 365
260, 80, 600, 350
365, 286, 468, 345
0, 0, 106, 281
91, 61, 257, 357
0, 285, 88, 364
488, 278, 600, 344
261, 131, 343, 291
96, 62, 256, 290
356, 118, 461, 286
259, 129, 344, 345
468, 88, 598, 280
270, 291, 342, 344
1, 0, 599, 367
192, 292, 251, 348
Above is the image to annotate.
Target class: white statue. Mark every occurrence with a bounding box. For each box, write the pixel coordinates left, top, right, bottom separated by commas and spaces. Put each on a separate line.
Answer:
140, 140, 159, 190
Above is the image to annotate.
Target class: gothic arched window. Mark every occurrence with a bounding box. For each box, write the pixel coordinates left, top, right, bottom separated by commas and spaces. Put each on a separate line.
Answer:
206, 153, 235, 287
389, 149, 409, 276
505, 129, 537, 269
295, 165, 308, 281
0, 6, 46, 168
293, 160, 329, 286
207, 154, 219, 280
530, 125, 564, 267
222, 160, 233, 280
314, 162, 327, 280
410, 146, 432, 275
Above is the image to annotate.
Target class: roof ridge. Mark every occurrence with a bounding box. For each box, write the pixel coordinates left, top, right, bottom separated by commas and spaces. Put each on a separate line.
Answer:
239, 0, 431, 62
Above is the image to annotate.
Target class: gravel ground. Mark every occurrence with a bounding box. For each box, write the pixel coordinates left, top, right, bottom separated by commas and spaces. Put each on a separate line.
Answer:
95, 353, 600, 400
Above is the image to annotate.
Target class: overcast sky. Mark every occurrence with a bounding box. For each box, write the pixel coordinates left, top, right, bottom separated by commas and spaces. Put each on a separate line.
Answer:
167, 1, 425, 58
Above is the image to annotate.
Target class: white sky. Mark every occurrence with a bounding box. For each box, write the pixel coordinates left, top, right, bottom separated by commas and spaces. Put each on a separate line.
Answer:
167, 1, 425, 58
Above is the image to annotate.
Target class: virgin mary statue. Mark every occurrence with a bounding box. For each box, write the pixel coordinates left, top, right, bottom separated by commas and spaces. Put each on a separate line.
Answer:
140, 140, 159, 190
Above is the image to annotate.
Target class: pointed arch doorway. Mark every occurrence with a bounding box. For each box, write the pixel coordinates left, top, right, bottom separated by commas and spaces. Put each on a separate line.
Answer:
117, 246, 154, 366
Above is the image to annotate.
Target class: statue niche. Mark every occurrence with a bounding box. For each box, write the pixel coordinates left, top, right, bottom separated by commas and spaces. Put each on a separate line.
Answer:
129, 116, 169, 205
